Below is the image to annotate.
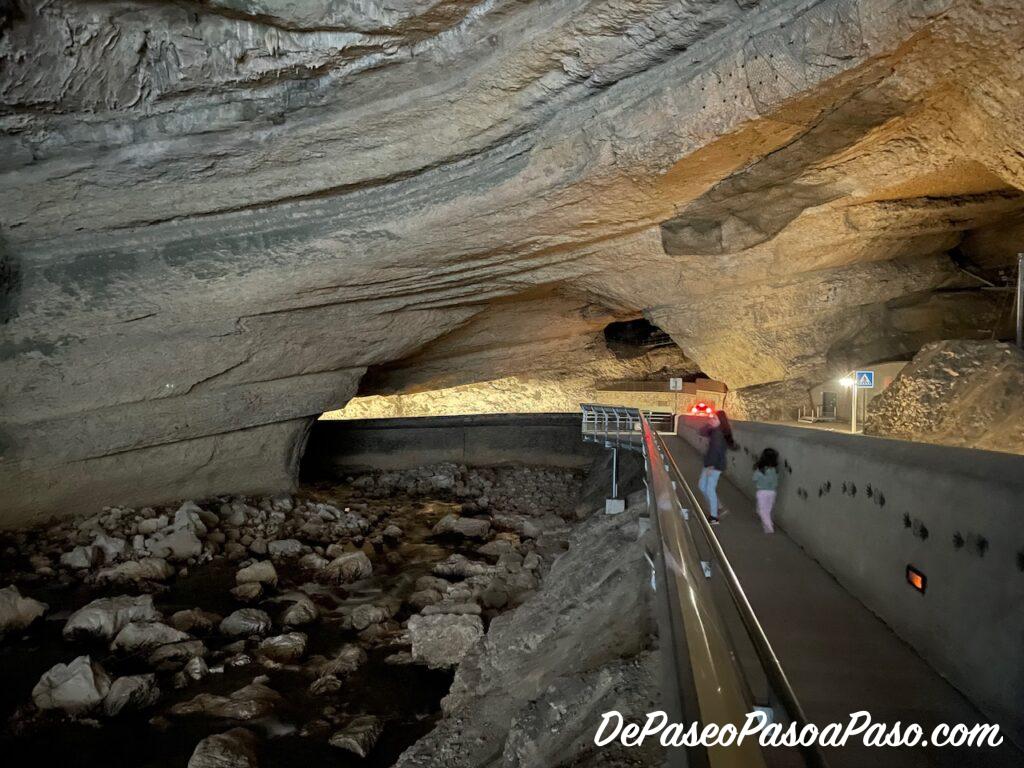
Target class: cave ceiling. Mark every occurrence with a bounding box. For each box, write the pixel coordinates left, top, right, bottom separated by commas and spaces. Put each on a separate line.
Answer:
1, 0, 1023, 519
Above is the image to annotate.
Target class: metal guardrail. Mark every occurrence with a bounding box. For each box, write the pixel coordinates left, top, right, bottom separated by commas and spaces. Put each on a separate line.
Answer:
581, 405, 827, 768
580, 403, 674, 448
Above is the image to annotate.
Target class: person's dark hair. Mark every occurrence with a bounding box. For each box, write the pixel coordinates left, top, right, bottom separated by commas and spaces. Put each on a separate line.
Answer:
715, 410, 737, 449
755, 447, 779, 472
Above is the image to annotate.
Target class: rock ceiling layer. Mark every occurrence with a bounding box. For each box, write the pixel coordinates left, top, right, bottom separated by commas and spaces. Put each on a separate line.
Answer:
1, 0, 1023, 522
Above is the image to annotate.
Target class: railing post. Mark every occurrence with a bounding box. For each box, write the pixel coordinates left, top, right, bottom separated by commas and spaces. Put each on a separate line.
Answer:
611, 446, 618, 500
1016, 251, 1023, 349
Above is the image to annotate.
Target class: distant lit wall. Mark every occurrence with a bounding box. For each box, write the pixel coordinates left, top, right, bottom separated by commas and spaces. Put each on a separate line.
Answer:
810, 361, 909, 421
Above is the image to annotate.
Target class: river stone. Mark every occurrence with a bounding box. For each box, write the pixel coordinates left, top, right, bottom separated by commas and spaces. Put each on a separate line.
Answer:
279, 592, 318, 626
60, 545, 102, 570
173, 502, 209, 536
267, 539, 303, 558
96, 557, 174, 583
64, 595, 162, 640
432, 554, 496, 579
329, 715, 382, 758
32, 656, 111, 715
298, 553, 329, 573
407, 613, 484, 669
323, 552, 372, 584
349, 603, 393, 631
421, 601, 481, 616
249, 539, 268, 556
257, 632, 307, 663
408, 589, 442, 610
149, 640, 208, 669
433, 514, 492, 540
0, 585, 47, 633
137, 516, 167, 535
103, 674, 160, 716
170, 609, 223, 635
317, 644, 368, 677
188, 728, 259, 768
111, 621, 191, 652
231, 583, 264, 603
147, 528, 203, 561
236, 561, 277, 587
171, 681, 281, 721
220, 609, 272, 638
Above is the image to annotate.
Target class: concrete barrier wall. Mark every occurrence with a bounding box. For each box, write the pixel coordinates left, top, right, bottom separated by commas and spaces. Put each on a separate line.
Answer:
301, 413, 602, 479
678, 418, 1024, 745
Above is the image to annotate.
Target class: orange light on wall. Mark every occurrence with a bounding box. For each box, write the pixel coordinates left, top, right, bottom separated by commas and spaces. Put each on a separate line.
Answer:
906, 565, 927, 594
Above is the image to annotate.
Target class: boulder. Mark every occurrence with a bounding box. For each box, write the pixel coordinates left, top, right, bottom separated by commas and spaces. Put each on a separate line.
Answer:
96, 557, 174, 583
171, 681, 280, 721
231, 583, 264, 603
147, 528, 203, 561
172, 656, 210, 689
149, 640, 207, 669
316, 644, 367, 677
279, 592, 318, 627
407, 613, 483, 669
137, 516, 168, 535
421, 602, 481, 616
408, 589, 442, 610
170, 609, 223, 635
236, 561, 277, 587
92, 533, 127, 563
249, 539, 268, 556
32, 656, 111, 715
309, 675, 342, 696
64, 595, 161, 640
0, 585, 47, 633
481, 580, 510, 609
103, 674, 160, 716
257, 632, 307, 663
298, 553, 329, 573
329, 715, 382, 758
267, 539, 303, 559
349, 603, 394, 631
173, 502, 209, 537
188, 728, 259, 768
433, 554, 496, 579
433, 514, 491, 540
220, 609, 272, 638
323, 551, 372, 584
111, 621, 191, 652
60, 545, 102, 570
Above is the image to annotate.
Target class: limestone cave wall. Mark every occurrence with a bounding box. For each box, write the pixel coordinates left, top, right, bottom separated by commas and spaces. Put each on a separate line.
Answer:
2, 0, 1023, 523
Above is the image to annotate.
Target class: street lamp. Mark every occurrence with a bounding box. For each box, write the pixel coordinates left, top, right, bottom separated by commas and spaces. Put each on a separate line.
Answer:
839, 376, 857, 433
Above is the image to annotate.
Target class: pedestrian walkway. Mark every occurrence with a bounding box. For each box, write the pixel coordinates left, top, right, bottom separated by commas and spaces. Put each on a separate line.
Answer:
661, 435, 1022, 768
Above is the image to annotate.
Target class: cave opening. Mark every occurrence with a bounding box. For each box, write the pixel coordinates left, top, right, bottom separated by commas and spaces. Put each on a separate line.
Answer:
602, 318, 677, 360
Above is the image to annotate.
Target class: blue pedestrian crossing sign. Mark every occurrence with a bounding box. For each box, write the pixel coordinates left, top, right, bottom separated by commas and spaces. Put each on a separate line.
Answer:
854, 370, 874, 388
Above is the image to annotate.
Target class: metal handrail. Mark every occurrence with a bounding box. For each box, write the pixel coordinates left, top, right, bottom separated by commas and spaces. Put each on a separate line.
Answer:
640, 414, 768, 768
652, 424, 829, 768
580, 405, 827, 768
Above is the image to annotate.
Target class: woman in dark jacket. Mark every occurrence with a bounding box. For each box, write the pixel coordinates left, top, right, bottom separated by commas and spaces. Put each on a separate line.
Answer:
698, 410, 736, 525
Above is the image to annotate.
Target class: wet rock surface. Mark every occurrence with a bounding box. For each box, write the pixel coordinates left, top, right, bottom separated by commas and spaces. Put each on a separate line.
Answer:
0, 463, 588, 766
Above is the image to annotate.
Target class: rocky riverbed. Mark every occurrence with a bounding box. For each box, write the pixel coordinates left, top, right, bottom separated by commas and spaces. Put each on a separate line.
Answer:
0, 463, 585, 767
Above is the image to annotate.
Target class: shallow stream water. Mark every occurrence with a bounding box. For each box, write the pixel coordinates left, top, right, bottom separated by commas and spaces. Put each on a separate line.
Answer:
0, 483, 490, 767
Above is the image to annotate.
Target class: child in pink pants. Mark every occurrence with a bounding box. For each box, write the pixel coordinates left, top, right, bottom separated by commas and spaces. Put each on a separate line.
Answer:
752, 448, 779, 534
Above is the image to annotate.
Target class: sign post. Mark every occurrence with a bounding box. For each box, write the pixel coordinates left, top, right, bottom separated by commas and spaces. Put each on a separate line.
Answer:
852, 371, 874, 433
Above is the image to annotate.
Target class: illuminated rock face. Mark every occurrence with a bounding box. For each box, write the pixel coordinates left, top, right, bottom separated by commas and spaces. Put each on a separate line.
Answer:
2, 0, 1023, 522
865, 341, 1024, 454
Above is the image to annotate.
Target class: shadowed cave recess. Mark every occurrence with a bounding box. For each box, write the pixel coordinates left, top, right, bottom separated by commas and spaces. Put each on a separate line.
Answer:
1, 0, 1024, 766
